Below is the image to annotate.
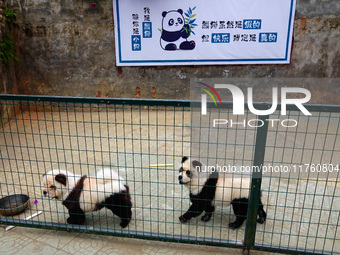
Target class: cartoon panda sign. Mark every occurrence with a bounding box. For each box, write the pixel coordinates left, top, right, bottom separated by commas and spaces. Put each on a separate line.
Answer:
160, 9, 195, 51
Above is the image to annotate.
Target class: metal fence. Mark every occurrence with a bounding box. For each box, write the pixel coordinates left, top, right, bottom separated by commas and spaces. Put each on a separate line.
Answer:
0, 95, 339, 255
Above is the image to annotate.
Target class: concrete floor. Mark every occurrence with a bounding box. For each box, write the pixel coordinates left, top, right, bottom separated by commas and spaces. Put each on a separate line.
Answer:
0, 105, 339, 254
0, 225, 282, 255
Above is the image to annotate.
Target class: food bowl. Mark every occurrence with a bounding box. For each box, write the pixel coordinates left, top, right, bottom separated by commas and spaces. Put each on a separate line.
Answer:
0, 194, 30, 216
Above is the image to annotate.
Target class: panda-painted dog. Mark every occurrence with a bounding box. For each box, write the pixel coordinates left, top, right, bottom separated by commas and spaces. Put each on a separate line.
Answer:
42, 168, 132, 228
178, 157, 266, 229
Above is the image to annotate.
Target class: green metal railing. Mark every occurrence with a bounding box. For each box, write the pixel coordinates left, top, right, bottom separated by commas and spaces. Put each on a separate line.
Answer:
0, 95, 339, 255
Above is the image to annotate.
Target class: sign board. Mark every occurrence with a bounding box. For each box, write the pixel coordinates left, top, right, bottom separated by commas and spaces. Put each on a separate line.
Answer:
113, 0, 296, 66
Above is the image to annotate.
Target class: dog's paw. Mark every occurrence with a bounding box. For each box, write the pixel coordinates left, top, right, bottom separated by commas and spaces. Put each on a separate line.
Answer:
228, 221, 242, 229
179, 215, 188, 223
67, 217, 85, 225
257, 217, 266, 224
201, 214, 212, 222
120, 220, 130, 228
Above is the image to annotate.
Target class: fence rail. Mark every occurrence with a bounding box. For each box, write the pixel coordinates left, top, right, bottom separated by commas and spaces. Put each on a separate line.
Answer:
0, 95, 339, 255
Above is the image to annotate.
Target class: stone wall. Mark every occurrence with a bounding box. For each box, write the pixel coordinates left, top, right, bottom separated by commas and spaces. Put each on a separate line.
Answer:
2, 0, 340, 103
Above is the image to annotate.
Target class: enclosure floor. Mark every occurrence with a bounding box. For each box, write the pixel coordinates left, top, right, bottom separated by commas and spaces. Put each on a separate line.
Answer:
1, 109, 339, 254
0, 225, 279, 255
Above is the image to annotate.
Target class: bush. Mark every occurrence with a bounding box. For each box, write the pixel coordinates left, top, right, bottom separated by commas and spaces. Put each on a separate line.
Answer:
0, 34, 18, 63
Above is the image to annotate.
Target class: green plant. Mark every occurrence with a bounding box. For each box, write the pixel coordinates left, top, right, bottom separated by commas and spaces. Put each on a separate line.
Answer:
0, 34, 18, 64
3, 7, 17, 23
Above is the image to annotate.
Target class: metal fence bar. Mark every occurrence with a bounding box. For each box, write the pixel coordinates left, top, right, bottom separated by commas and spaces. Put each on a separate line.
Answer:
1, 94, 340, 112
243, 114, 270, 252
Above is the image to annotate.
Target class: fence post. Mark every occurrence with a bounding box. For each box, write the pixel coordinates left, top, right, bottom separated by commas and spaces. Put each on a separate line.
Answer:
243, 114, 269, 254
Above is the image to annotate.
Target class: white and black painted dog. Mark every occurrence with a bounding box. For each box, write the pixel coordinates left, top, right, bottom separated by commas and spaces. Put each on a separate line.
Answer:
178, 157, 266, 229
42, 168, 132, 228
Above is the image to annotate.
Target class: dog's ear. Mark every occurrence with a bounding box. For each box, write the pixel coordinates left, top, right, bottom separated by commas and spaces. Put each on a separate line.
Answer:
192, 160, 203, 172
181, 156, 189, 163
55, 174, 67, 186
